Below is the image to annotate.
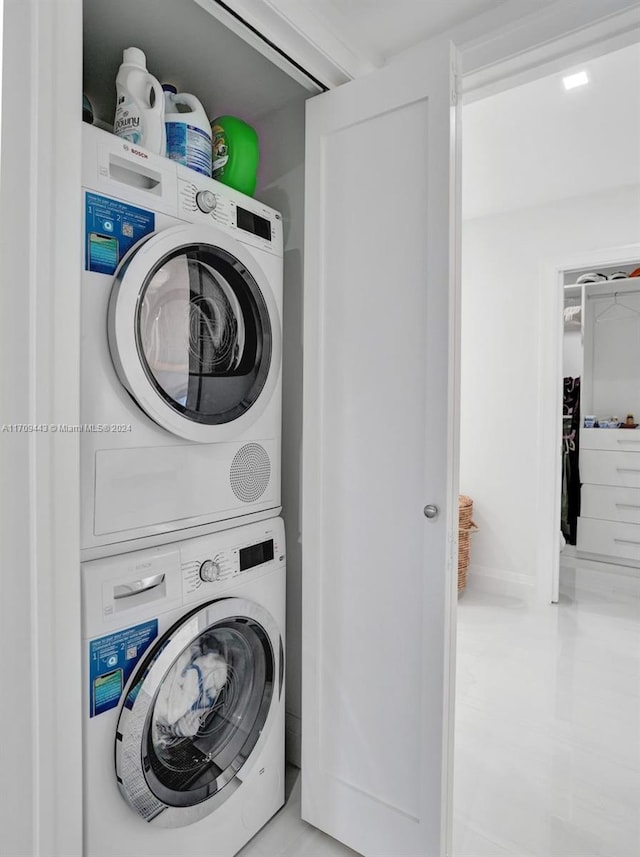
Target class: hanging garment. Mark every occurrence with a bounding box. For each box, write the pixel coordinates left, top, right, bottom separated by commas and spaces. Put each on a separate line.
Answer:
561, 377, 581, 545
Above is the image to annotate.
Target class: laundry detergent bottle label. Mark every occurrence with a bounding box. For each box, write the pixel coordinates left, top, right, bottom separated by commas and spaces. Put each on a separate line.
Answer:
211, 124, 229, 176
165, 122, 212, 176
114, 94, 142, 144
163, 85, 212, 176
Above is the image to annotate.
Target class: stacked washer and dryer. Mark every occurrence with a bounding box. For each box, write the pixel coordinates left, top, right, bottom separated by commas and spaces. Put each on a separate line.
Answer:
80, 125, 286, 857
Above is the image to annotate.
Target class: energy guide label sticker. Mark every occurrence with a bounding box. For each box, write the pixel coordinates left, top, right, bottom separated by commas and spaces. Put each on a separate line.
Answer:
85, 192, 155, 275
89, 619, 158, 717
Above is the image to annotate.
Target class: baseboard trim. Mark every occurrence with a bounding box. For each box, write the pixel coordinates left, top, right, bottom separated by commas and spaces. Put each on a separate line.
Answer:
285, 711, 301, 769
463, 563, 536, 600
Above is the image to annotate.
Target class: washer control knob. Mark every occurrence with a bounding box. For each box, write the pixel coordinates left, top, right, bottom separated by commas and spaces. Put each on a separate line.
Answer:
196, 190, 217, 214
199, 559, 220, 582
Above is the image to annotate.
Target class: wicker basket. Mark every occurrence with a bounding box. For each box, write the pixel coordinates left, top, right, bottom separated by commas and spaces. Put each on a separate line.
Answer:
458, 495, 478, 593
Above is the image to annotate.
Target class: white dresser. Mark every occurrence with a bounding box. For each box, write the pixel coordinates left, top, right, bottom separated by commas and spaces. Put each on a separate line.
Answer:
576, 278, 640, 567
577, 428, 640, 565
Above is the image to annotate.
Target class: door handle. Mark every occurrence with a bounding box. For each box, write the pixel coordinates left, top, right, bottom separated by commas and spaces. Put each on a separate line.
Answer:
279, 636, 285, 700
423, 504, 439, 519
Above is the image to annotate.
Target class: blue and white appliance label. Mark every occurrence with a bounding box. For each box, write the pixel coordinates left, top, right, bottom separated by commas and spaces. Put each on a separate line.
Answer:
85, 192, 155, 275
89, 619, 158, 717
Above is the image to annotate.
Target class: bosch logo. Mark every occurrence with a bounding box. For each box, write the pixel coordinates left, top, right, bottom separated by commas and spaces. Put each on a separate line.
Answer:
131, 148, 148, 159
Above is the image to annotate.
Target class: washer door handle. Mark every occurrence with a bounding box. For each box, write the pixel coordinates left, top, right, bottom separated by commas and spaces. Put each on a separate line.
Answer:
113, 573, 166, 600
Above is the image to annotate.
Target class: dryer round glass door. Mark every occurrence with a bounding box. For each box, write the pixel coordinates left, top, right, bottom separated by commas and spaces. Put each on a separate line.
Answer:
115, 597, 283, 828
108, 224, 282, 442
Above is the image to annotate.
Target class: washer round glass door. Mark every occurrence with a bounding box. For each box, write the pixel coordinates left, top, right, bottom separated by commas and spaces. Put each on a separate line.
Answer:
115, 598, 282, 828
108, 224, 281, 443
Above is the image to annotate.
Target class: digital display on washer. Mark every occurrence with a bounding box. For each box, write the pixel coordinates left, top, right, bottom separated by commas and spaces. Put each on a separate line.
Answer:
239, 539, 274, 571
236, 206, 271, 241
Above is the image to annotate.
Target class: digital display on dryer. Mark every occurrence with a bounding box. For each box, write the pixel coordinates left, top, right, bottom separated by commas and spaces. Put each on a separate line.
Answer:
237, 206, 271, 241
239, 539, 274, 571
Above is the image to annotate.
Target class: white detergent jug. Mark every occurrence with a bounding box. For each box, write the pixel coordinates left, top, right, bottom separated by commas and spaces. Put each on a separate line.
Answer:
163, 84, 212, 176
114, 47, 165, 155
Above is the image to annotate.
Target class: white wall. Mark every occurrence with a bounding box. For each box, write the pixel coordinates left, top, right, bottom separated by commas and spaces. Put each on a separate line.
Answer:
255, 98, 306, 766
460, 184, 640, 595
563, 327, 582, 379
462, 43, 640, 221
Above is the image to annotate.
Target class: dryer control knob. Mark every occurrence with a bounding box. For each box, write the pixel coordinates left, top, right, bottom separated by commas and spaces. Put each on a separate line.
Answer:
196, 190, 217, 214
199, 559, 220, 582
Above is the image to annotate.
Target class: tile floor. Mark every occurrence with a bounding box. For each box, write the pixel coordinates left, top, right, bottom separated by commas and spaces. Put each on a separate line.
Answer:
241, 564, 640, 856
453, 565, 639, 857
237, 765, 360, 857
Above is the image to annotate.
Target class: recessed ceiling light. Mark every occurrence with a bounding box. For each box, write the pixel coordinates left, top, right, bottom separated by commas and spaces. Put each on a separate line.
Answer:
563, 71, 589, 91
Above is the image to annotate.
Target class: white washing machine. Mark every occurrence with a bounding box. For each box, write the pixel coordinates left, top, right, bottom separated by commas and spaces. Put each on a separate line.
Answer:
81, 125, 283, 556
82, 517, 285, 857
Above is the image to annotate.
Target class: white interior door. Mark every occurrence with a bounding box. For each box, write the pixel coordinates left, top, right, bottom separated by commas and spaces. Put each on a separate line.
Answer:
302, 38, 460, 857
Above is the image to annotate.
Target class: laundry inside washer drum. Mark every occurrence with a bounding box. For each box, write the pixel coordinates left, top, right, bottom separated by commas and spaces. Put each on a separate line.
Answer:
143, 619, 274, 806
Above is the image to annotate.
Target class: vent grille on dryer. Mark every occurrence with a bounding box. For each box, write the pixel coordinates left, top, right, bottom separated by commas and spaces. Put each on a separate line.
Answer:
230, 443, 271, 503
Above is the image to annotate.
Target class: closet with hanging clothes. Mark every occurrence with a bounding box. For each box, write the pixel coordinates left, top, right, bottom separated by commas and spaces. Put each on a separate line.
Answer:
562, 376, 581, 544
561, 283, 583, 545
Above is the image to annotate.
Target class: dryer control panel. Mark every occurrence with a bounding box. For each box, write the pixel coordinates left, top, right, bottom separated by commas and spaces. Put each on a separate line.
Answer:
177, 167, 283, 257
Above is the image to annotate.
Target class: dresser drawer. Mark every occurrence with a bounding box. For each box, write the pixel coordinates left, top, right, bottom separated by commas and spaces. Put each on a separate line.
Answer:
581, 485, 640, 525
580, 428, 640, 451
577, 517, 640, 563
580, 449, 640, 488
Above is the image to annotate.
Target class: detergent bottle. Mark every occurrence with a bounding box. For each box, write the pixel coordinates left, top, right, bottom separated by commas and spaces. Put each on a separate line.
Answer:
162, 84, 212, 176
114, 47, 165, 155
211, 115, 259, 197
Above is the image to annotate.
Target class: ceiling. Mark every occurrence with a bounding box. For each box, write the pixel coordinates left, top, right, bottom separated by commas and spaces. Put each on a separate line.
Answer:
285, 0, 557, 64
462, 41, 640, 219
283, 1, 639, 220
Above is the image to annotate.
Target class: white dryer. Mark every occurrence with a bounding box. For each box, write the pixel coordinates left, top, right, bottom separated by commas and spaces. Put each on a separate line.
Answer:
82, 517, 285, 857
81, 125, 283, 555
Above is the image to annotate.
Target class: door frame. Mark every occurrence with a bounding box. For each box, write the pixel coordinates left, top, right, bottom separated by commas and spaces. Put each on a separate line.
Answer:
540, 243, 640, 604
0, 1, 83, 855
2, 3, 638, 856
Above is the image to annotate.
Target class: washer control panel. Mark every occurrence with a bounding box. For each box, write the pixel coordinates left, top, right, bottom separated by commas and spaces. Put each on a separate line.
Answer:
180, 520, 284, 600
